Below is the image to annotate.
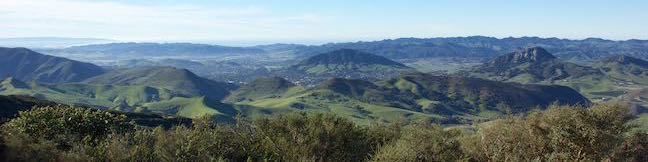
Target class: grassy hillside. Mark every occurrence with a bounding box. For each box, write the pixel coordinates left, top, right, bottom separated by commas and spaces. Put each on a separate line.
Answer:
228, 73, 589, 125
139, 96, 238, 120
83, 66, 235, 100
381, 73, 590, 113
224, 77, 299, 103
0, 77, 235, 119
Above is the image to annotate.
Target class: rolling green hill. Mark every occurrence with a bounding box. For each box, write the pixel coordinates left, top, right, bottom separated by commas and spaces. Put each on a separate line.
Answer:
1, 77, 175, 108
0, 68, 238, 119
83, 66, 235, 100
379, 73, 590, 113
224, 77, 301, 103
2, 72, 591, 125
0, 47, 105, 83
0, 78, 234, 120
228, 73, 589, 124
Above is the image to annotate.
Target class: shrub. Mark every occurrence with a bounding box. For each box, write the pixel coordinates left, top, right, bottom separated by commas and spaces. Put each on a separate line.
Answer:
83, 116, 258, 162
0, 103, 644, 162
607, 131, 648, 162
254, 112, 372, 162
371, 124, 464, 162
465, 103, 634, 161
0, 105, 132, 161
2, 105, 131, 142
365, 122, 403, 151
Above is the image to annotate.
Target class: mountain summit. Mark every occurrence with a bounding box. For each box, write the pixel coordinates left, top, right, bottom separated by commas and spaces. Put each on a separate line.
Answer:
289, 49, 412, 77
470, 47, 601, 83
486, 47, 557, 66
295, 49, 409, 67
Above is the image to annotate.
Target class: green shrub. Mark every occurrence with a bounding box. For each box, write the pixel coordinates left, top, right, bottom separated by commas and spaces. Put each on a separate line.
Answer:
81, 116, 257, 162
0, 103, 644, 162
0, 105, 132, 161
255, 112, 372, 162
465, 103, 634, 161
2, 105, 131, 142
613, 132, 648, 162
371, 124, 464, 162
365, 122, 403, 151
153, 118, 254, 162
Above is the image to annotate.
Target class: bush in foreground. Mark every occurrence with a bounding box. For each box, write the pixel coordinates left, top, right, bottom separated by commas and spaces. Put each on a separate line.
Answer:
0, 103, 645, 162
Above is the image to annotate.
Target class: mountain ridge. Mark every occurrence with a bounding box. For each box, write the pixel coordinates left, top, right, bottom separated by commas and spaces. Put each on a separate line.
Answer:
0, 47, 106, 84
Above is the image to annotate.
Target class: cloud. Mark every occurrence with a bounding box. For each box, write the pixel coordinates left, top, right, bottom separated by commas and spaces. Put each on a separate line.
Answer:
0, 0, 329, 41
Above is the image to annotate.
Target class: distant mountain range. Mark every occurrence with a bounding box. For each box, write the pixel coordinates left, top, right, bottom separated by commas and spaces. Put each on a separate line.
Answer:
23, 36, 648, 65
46, 42, 267, 56
287, 36, 648, 63
0, 47, 106, 83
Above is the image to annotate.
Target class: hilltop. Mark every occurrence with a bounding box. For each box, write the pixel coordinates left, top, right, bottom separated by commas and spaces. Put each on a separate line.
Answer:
83, 66, 235, 100
282, 49, 414, 86
291, 49, 412, 74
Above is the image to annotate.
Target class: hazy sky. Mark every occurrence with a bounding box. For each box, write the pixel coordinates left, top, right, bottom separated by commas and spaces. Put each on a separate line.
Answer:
1, 0, 647, 44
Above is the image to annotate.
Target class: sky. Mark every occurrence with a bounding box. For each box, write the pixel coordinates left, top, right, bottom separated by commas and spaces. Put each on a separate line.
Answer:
1, 0, 647, 45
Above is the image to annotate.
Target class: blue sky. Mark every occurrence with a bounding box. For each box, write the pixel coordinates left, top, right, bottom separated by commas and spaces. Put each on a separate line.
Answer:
1, 0, 647, 45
